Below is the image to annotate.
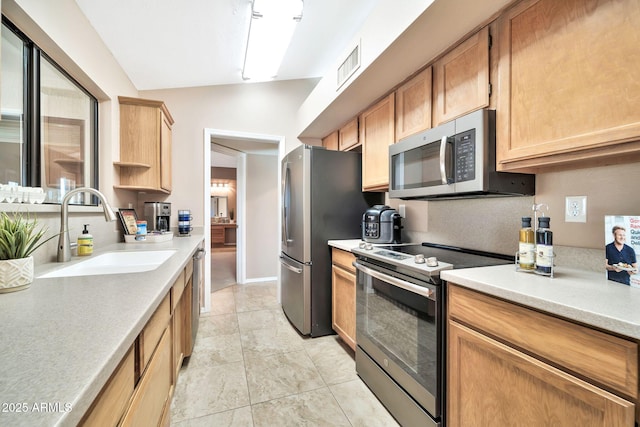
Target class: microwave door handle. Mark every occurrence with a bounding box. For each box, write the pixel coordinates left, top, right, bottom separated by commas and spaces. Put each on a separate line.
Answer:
354, 261, 436, 301
439, 135, 449, 185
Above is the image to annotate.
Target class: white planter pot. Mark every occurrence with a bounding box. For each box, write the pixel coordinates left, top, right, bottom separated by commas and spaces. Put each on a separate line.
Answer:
0, 256, 34, 293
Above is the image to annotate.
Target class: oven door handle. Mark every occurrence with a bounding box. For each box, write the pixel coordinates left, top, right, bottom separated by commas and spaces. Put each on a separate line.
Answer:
354, 261, 436, 301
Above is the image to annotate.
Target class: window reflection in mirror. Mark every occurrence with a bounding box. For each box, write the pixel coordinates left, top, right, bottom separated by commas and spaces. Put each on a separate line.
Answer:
0, 20, 98, 205
40, 56, 96, 204
0, 23, 25, 185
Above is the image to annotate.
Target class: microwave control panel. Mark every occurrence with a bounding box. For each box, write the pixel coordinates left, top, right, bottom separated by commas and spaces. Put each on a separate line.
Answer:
454, 129, 476, 182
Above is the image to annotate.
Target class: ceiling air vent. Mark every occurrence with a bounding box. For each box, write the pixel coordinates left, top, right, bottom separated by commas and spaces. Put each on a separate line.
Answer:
337, 41, 361, 90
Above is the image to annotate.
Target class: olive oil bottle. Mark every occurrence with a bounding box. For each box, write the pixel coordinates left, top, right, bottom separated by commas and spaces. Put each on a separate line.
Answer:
518, 217, 535, 270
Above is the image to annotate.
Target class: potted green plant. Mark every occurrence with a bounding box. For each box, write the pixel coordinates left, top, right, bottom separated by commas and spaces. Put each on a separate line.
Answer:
0, 211, 56, 293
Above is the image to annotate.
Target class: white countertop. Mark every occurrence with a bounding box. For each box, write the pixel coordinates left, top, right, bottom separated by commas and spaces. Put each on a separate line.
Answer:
442, 265, 640, 340
330, 239, 640, 340
0, 232, 204, 426
328, 239, 364, 252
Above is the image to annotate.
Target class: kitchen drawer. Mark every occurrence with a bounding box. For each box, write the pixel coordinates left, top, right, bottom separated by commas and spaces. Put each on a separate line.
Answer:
448, 284, 638, 398
139, 293, 170, 374
211, 227, 224, 244
121, 327, 172, 427
332, 248, 356, 273
171, 270, 186, 311
80, 345, 135, 427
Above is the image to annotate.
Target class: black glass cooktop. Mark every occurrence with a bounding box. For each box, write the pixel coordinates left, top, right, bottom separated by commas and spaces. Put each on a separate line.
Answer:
372, 242, 513, 270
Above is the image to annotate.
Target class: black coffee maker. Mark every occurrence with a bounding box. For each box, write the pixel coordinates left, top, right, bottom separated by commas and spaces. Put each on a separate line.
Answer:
144, 202, 171, 232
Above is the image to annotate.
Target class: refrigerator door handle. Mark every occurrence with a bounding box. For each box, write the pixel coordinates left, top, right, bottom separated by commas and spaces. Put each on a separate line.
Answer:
280, 256, 303, 274
282, 162, 293, 244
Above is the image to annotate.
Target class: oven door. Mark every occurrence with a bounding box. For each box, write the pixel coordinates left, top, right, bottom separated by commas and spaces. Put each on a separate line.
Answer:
355, 260, 442, 419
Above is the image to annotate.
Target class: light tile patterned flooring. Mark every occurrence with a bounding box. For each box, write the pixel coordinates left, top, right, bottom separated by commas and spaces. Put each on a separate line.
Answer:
170, 281, 400, 426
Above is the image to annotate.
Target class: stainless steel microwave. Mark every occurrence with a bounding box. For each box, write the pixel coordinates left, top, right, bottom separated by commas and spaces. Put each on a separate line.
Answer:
389, 109, 535, 200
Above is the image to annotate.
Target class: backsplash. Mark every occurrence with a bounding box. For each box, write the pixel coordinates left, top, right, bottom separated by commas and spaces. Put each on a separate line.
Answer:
10, 209, 122, 266
388, 195, 604, 273
384, 162, 640, 273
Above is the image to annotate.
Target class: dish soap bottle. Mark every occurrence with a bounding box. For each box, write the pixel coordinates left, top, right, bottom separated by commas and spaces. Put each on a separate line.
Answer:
518, 217, 535, 270
77, 224, 93, 256
536, 216, 553, 274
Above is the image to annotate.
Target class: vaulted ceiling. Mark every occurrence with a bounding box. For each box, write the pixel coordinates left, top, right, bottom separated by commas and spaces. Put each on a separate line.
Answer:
75, 0, 380, 90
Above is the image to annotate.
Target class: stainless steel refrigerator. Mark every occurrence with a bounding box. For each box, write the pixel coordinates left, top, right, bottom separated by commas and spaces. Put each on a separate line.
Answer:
280, 145, 380, 337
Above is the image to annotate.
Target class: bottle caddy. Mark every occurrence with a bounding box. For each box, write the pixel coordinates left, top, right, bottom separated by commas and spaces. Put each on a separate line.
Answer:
516, 204, 554, 277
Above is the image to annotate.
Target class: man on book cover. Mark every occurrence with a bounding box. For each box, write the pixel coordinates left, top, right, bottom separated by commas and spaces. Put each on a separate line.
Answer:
605, 219, 639, 286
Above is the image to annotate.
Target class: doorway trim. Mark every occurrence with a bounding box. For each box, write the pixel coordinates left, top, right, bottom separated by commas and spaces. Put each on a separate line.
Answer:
203, 128, 284, 313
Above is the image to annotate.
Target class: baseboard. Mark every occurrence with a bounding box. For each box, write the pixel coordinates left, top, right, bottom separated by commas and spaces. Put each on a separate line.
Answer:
243, 276, 277, 284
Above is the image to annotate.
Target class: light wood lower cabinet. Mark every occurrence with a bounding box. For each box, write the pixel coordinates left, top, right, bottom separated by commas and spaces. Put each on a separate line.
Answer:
172, 269, 186, 380
182, 273, 194, 359
81, 252, 197, 426
139, 294, 171, 374
448, 321, 635, 426
448, 284, 637, 426
331, 248, 356, 351
79, 346, 135, 426
121, 327, 172, 427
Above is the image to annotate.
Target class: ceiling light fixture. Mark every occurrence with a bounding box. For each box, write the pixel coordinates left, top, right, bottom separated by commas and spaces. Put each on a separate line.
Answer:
242, 0, 303, 81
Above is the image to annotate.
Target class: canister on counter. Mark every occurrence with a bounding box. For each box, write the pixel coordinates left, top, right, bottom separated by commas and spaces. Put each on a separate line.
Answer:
135, 220, 147, 241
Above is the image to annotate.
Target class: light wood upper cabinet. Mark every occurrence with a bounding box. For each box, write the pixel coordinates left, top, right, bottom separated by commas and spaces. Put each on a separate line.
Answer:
322, 131, 339, 151
433, 26, 489, 126
339, 118, 360, 151
496, 0, 640, 172
395, 67, 432, 141
115, 96, 174, 193
448, 284, 638, 427
360, 93, 395, 191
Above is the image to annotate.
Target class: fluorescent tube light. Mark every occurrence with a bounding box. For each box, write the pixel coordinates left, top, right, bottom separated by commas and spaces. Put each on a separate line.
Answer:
242, 0, 303, 81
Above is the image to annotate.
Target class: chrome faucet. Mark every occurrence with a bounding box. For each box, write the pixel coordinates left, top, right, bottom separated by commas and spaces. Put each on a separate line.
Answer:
57, 188, 117, 262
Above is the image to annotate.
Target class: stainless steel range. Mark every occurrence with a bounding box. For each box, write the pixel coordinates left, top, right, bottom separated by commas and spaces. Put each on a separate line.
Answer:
352, 242, 512, 427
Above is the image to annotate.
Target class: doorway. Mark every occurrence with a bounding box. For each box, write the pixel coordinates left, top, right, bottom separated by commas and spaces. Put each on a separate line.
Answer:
202, 128, 284, 313
210, 146, 238, 292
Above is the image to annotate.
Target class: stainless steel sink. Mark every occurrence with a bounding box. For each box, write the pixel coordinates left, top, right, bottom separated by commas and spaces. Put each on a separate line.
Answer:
39, 250, 177, 278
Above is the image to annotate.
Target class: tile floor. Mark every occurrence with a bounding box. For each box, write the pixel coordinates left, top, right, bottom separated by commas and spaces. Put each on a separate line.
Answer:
210, 249, 237, 293
170, 280, 400, 426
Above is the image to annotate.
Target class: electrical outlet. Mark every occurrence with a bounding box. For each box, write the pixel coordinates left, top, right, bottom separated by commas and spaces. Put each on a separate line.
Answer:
399, 204, 406, 218
565, 196, 587, 223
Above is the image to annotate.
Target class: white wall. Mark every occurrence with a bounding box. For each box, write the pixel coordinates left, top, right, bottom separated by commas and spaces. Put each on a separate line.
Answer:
140, 79, 318, 230
245, 154, 279, 280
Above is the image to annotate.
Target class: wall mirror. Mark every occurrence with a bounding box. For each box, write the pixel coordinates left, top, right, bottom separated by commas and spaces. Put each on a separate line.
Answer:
211, 196, 228, 217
